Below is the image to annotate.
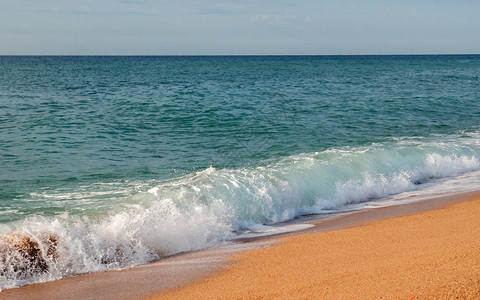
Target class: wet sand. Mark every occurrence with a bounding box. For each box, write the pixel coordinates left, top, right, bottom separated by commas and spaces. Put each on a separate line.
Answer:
155, 192, 480, 299
2, 191, 480, 299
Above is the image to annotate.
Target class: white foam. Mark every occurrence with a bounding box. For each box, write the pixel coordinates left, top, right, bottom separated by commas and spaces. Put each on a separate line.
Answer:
3, 132, 480, 290
368, 170, 480, 208
239, 223, 314, 238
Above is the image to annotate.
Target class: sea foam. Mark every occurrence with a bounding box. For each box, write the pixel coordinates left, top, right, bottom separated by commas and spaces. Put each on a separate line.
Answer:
2, 133, 480, 290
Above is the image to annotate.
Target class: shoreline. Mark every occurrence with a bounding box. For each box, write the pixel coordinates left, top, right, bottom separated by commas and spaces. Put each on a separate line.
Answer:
155, 191, 480, 299
1, 190, 479, 299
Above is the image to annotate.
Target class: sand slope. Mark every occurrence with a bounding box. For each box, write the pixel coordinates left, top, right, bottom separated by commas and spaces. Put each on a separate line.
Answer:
157, 198, 480, 299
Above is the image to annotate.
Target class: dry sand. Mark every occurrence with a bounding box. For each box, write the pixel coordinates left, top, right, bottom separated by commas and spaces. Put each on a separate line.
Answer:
154, 196, 480, 299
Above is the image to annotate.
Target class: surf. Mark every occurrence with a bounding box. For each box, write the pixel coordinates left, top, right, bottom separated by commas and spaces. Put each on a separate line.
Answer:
2, 131, 480, 290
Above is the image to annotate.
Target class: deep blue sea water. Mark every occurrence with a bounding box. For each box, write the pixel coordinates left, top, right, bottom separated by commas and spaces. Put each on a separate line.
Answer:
1, 55, 480, 288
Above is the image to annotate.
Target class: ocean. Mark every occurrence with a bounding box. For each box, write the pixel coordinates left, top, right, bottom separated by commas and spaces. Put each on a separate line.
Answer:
1, 55, 480, 289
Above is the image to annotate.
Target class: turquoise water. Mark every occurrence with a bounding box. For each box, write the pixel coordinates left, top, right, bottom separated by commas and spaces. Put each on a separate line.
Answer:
1, 55, 480, 288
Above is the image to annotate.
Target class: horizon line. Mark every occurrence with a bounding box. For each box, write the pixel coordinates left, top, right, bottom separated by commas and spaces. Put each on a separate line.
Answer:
1, 53, 480, 57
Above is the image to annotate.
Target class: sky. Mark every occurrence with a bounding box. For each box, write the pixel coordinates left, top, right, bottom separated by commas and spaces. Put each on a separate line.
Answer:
0, 0, 479, 55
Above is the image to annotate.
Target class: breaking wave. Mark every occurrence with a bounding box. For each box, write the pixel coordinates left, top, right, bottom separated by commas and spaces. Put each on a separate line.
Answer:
2, 132, 480, 290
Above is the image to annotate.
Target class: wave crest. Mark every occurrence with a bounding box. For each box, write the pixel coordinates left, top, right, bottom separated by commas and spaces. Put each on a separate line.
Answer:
2, 134, 480, 290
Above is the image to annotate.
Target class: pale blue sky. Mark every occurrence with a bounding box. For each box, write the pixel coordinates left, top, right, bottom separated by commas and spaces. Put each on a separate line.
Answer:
1, 0, 479, 55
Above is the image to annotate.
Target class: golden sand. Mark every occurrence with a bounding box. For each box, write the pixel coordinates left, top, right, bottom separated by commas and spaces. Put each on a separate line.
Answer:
155, 198, 480, 299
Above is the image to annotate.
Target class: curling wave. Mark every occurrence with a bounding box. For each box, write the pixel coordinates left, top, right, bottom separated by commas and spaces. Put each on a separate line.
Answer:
2, 132, 480, 290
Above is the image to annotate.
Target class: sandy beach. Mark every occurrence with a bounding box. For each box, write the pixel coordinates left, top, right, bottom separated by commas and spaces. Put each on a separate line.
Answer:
153, 193, 480, 299
2, 191, 480, 299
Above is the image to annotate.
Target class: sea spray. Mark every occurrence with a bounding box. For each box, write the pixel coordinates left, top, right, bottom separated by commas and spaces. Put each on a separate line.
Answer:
2, 133, 480, 290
